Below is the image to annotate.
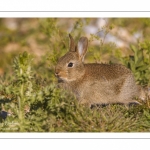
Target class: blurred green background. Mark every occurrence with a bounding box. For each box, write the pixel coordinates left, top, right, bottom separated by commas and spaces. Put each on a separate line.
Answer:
0, 18, 150, 74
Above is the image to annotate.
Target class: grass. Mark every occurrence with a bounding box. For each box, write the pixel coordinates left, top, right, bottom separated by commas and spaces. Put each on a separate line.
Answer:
0, 18, 150, 132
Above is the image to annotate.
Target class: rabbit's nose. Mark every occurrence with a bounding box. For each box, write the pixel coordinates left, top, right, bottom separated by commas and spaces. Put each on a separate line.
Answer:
55, 69, 60, 77
55, 72, 59, 76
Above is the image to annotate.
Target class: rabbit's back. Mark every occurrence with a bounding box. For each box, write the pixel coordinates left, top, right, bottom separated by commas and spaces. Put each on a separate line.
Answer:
84, 63, 131, 81
73, 63, 140, 105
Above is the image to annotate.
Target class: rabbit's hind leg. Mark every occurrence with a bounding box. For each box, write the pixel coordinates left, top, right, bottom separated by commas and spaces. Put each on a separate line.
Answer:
123, 99, 142, 109
118, 74, 140, 103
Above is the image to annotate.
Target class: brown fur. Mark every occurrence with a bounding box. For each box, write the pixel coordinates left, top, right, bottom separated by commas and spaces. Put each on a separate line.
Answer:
55, 34, 142, 107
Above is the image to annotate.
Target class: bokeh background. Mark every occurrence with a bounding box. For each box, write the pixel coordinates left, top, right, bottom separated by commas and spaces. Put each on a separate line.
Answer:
1, 18, 150, 75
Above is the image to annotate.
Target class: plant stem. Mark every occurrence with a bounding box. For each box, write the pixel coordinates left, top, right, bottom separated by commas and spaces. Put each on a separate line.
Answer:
18, 83, 24, 131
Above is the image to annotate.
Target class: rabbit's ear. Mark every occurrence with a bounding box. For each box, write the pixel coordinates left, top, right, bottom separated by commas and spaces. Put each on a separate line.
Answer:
77, 37, 88, 61
69, 34, 75, 52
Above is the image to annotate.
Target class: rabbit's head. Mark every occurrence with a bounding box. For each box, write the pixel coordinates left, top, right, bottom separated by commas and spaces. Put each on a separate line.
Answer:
55, 34, 88, 82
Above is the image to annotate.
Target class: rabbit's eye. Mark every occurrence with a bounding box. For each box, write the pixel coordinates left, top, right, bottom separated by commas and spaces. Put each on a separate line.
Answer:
68, 62, 74, 67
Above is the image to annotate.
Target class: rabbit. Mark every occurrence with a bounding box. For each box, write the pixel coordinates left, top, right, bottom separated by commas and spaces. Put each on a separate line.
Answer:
55, 34, 142, 107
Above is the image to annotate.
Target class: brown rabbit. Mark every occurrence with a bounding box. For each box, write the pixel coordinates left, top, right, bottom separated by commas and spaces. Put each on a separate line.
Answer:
55, 34, 142, 107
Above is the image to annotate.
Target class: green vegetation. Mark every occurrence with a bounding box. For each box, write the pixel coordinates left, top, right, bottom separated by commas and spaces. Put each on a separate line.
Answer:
0, 18, 150, 132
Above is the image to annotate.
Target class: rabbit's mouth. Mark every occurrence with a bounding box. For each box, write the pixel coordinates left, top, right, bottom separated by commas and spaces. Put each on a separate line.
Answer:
58, 78, 64, 83
55, 69, 69, 81
57, 76, 69, 82
55, 73, 67, 81
56, 74, 76, 82
55, 69, 77, 82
